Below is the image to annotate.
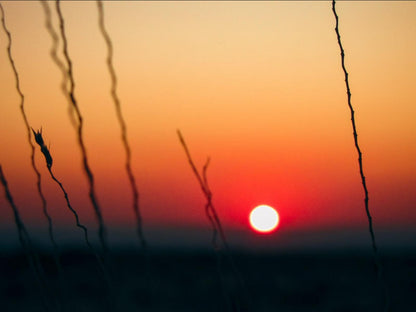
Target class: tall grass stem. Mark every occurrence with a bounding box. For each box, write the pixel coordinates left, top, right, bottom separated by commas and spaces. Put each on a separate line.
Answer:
1, 3, 64, 309
177, 130, 250, 312
0, 165, 54, 312
32, 128, 116, 311
39, 0, 76, 127
332, 1, 390, 311
54, 0, 110, 260
96, 0, 147, 251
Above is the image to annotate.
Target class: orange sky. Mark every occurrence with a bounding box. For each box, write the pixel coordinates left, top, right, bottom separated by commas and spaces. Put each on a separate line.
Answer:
0, 1, 415, 249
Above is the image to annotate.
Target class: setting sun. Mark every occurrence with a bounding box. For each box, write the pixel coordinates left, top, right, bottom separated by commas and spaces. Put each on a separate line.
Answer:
249, 205, 280, 233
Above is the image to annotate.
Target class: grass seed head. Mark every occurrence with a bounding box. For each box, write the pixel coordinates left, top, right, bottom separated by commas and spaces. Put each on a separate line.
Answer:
32, 128, 53, 168
32, 128, 45, 146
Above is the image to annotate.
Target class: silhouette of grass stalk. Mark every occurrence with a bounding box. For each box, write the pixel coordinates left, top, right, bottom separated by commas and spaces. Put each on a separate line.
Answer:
39, 0, 77, 127
177, 130, 249, 312
31, 129, 93, 251
201, 157, 243, 311
177, 131, 226, 250
31, 128, 115, 310
96, 0, 147, 250
332, 1, 390, 311
0, 165, 54, 312
0, 2, 64, 307
54, 0, 109, 258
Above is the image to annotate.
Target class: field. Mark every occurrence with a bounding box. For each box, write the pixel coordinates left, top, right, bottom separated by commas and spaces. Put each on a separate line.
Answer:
1, 247, 415, 312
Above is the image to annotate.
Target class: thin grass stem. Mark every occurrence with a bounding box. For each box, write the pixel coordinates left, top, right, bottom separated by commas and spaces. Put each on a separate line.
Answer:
0, 165, 53, 312
0, 3, 64, 309
54, 0, 109, 259
39, 0, 76, 127
177, 130, 250, 312
96, 0, 147, 251
332, 1, 390, 311
32, 128, 115, 310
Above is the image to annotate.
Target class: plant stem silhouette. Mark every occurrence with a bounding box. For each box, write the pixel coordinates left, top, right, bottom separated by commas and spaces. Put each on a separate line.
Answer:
32, 128, 115, 311
31, 129, 93, 251
39, 0, 76, 127
177, 130, 250, 312
0, 3, 64, 309
332, 1, 390, 311
96, 0, 147, 250
54, 0, 109, 258
0, 165, 53, 312
177, 131, 225, 249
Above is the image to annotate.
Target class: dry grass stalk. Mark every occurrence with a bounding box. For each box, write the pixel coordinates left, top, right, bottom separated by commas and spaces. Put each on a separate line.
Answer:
39, 0, 76, 126
0, 165, 54, 312
54, 0, 110, 260
0, 3, 64, 308
32, 128, 115, 310
177, 130, 250, 312
96, 0, 147, 251
332, 1, 390, 311
31, 129, 93, 251
177, 131, 225, 249
32, 129, 108, 279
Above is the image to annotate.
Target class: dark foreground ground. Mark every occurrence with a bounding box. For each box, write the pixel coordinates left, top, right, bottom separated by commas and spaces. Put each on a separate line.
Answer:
1, 248, 415, 312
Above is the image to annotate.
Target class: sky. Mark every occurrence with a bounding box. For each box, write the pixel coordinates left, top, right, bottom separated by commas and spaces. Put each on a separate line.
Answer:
0, 1, 415, 251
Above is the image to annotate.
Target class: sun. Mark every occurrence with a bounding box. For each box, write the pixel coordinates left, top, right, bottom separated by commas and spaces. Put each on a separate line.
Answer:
249, 205, 280, 233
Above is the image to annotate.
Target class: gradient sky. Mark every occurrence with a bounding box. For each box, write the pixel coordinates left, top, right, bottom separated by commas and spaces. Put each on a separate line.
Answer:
0, 1, 415, 250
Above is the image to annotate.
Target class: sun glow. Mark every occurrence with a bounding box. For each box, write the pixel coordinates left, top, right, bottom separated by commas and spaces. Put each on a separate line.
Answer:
249, 205, 279, 233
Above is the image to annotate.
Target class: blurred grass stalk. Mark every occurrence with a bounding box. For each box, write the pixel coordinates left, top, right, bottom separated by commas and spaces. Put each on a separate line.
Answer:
0, 2, 64, 309
0, 165, 55, 312
177, 130, 250, 312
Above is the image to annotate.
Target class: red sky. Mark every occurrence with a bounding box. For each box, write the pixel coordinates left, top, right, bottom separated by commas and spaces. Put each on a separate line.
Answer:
0, 1, 415, 250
